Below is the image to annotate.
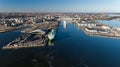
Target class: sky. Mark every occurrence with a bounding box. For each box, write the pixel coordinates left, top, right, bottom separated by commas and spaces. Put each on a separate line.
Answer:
0, 0, 120, 13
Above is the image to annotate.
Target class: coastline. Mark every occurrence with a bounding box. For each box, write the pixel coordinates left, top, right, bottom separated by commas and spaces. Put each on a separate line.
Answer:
0, 26, 25, 33
2, 21, 59, 50
2, 44, 45, 49
78, 26, 120, 40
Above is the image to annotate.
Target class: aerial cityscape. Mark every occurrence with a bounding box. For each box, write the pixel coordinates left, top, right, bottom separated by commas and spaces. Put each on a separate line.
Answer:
0, 0, 120, 67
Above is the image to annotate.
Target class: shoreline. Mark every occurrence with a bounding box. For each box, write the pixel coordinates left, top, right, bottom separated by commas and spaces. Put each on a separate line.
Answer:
2, 21, 59, 50
0, 26, 25, 33
78, 26, 120, 40
2, 44, 45, 49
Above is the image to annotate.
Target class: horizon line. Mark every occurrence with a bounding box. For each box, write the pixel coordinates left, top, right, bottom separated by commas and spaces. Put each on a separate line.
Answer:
0, 12, 120, 14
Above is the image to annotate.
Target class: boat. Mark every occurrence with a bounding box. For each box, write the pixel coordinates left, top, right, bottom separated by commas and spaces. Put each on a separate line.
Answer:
63, 21, 67, 29
47, 29, 56, 40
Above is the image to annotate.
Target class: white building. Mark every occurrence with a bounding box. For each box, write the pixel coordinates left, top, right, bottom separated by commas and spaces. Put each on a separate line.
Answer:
101, 26, 110, 30
77, 23, 96, 27
85, 28, 97, 33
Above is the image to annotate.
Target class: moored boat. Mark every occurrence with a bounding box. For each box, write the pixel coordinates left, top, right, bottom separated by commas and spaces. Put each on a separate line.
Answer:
47, 29, 56, 40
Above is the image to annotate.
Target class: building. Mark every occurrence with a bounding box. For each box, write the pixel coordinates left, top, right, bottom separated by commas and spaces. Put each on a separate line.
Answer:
85, 28, 97, 33
77, 22, 96, 27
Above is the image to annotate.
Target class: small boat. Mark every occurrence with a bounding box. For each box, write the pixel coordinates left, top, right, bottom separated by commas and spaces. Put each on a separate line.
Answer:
48, 29, 56, 40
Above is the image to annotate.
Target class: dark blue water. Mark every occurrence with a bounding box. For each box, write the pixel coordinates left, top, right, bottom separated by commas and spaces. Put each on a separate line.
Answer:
0, 22, 120, 67
54, 22, 120, 67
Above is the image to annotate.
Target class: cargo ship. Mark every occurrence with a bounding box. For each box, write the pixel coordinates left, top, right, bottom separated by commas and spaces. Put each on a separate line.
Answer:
48, 29, 56, 40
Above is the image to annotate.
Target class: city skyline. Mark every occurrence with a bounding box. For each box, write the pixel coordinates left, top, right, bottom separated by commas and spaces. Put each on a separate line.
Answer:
0, 0, 120, 13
